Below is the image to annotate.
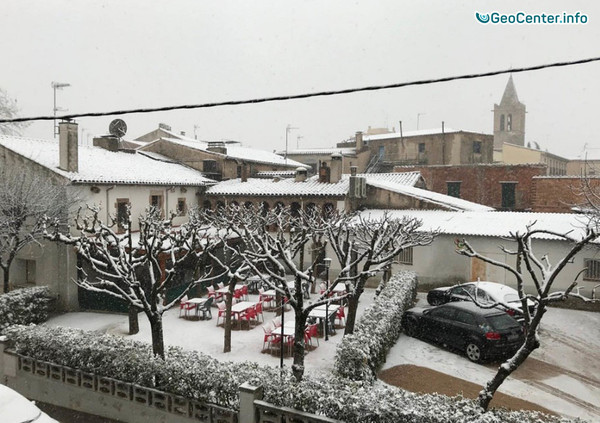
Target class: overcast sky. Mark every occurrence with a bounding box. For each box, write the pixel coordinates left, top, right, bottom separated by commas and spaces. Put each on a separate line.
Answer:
2, 0, 599, 159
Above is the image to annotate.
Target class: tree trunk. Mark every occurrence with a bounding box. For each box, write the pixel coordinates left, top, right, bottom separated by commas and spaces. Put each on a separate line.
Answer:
292, 311, 307, 382
128, 305, 139, 335
344, 294, 359, 335
149, 314, 165, 359
2, 266, 9, 293
223, 280, 235, 353
479, 331, 540, 410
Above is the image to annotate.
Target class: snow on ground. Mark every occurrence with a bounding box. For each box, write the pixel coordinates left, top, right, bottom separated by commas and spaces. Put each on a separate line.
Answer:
381, 293, 600, 422
45, 289, 376, 375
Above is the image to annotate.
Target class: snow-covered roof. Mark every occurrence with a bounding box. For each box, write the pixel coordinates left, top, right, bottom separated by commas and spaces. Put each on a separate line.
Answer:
154, 136, 307, 168
0, 135, 215, 186
366, 179, 493, 212
255, 170, 296, 178
277, 147, 356, 156
363, 128, 489, 142
206, 172, 424, 197
359, 209, 595, 241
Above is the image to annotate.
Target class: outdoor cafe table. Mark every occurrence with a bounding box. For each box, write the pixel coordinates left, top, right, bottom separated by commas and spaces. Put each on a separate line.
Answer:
244, 274, 270, 293
270, 322, 296, 355
216, 284, 246, 295
308, 304, 339, 338
230, 301, 258, 329
183, 297, 208, 317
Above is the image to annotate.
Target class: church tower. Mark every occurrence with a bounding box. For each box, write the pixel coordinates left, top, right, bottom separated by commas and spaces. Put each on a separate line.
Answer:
493, 75, 526, 150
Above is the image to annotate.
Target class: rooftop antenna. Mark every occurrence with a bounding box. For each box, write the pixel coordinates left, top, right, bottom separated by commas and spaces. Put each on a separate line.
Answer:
284, 124, 298, 162
51, 81, 71, 138
296, 135, 303, 149
416, 112, 426, 130
109, 119, 127, 140
194, 124, 200, 140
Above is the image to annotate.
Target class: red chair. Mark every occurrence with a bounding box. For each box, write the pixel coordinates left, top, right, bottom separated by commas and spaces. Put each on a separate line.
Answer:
179, 296, 196, 318
233, 288, 243, 302
258, 288, 274, 308
335, 306, 346, 327
241, 285, 249, 301
240, 307, 257, 329
216, 302, 227, 326
307, 323, 319, 347
254, 302, 264, 322
207, 286, 221, 301
262, 323, 276, 351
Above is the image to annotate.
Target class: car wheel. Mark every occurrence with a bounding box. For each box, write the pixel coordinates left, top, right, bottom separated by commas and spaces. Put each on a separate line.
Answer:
465, 342, 483, 363
404, 318, 419, 337
429, 297, 443, 306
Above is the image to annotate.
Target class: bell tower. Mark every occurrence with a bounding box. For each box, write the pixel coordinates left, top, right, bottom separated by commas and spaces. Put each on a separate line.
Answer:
493, 75, 526, 150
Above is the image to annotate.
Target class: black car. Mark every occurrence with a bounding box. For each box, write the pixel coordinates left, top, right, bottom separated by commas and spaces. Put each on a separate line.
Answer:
401, 302, 524, 363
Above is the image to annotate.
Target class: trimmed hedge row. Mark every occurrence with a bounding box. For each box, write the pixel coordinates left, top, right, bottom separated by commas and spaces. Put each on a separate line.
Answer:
0, 286, 55, 333
3, 324, 573, 423
333, 270, 418, 382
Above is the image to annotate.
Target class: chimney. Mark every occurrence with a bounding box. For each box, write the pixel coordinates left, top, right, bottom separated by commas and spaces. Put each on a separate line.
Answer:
350, 165, 357, 176
93, 135, 119, 152
207, 141, 227, 155
295, 166, 307, 182
59, 121, 78, 172
330, 153, 343, 183
355, 131, 364, 150
240, 163, 248, 182
180, 131, 186, 136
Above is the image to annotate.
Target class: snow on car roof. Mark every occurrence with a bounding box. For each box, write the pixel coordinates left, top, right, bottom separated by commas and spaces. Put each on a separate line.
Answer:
359, 209, 596, 241
0, 135, 215, 186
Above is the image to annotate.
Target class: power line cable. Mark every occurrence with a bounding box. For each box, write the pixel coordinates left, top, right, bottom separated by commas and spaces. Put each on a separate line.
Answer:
2, 56, 600, 124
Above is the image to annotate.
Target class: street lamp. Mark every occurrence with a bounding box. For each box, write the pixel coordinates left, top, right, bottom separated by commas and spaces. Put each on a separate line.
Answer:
51, 81, 71, 138
284, 124, 298, 163
323, 257, 332, 341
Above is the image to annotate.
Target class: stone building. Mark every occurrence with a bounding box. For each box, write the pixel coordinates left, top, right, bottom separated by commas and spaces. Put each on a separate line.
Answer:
493, 75, 526, 150
0, 123, 214, 310
531, 175, 600, 213
496, 143, 568, 176
136, 125, 307, 180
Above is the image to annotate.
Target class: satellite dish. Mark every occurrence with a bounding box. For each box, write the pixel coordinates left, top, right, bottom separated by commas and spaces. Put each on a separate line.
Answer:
109, 119, 127, 138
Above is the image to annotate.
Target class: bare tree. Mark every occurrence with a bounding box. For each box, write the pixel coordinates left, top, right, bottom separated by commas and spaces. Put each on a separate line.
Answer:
0, 169, 75, 293
44, 205, 223, 359
456, 222, 599, 411
324, 212, 437, 334
0, 87, 28, 136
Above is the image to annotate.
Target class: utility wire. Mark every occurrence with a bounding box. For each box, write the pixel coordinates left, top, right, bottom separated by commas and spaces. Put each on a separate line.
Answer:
2, 56, 600, 124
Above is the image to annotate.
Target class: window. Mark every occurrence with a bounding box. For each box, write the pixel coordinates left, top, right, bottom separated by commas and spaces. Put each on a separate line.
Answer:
397, 247, 413, 265
236, 165, 242, 178
429, 307, 456, 320
378, 146, 385, 159
500, 114, 505, 131
447, 182, 461, 198
501, 182, 516, 209
116, 198, 129, 233
455, 310, 476, 326
473, 141, 482, 154
418, 143, 426, 153
584, 259, 600, 281
150, 194, 163, 212
507, 114, 512, 131
176, 198, 187, 216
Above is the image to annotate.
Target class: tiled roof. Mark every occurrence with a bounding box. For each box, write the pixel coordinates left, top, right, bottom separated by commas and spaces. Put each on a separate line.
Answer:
359, 209, 594, 241
206, 172, 423, 197
366, 179, 494, 212
156, 136, 307, 168
0, 135, 214, 186
363, 128, 489, 142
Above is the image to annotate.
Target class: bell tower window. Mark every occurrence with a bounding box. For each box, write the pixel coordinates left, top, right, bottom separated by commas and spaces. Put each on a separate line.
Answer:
500, 114, 505, 131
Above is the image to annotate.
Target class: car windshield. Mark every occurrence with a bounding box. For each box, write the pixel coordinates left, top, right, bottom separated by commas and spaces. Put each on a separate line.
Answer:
504, 293, 520, 303
486, 314, 519, 331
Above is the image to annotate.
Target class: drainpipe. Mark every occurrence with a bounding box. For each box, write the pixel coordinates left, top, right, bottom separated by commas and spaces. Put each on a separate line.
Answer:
106, 185, 115, 224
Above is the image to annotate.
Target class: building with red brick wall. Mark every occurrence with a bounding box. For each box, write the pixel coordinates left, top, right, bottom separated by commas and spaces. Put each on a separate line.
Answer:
394, 163, 547, 211
531, 176, 600, 213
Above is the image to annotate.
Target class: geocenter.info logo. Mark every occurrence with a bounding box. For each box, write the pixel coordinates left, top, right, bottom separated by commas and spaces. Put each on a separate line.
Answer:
475, 11, 588, 25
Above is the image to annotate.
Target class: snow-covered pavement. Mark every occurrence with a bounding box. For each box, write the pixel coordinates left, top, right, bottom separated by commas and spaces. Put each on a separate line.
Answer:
381, 293, 600, 422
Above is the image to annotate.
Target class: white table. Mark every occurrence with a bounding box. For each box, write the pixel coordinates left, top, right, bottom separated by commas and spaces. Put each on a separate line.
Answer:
181, 297, 208, 318
308, 304, 340, 338
216, 284, 246, 295
230, 301, 258, 329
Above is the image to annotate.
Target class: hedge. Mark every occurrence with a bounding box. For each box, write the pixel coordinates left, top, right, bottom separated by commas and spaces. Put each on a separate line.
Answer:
0, 286, 55, 333
333, 270, 418, 382
3, 324, 574, 423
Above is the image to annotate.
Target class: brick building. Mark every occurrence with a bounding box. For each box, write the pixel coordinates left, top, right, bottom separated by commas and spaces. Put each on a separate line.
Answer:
531, 176, 600, 213
394, 163, 547, 211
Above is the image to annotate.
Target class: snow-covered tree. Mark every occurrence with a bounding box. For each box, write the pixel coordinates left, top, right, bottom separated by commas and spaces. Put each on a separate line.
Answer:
455, 223, 599, 411
0, 87, 28, 136
44, 205, 223, 359
322, 211, 437, 335
0, 169, 76, 293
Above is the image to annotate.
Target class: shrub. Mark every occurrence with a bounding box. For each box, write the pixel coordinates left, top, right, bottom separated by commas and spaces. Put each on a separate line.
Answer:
333, 270, 417, 381
2, 324, 574, 422
0, 286, 55, 333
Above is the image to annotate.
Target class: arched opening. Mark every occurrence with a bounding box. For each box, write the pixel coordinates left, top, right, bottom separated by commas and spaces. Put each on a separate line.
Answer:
323, 203, 335, 219
244, 201, 253, 209
306, 202, 317, 218
260, 201, 270, 217
202, 200, 212, 210
507, 114, 512, 131
290, 202, 301, 218
274, 201, 285, 214
500, 114, 505, 131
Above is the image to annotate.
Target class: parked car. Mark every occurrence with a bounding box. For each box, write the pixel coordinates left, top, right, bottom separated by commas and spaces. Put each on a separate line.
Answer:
426, 281, 536, 320
401, 301, 524, 363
